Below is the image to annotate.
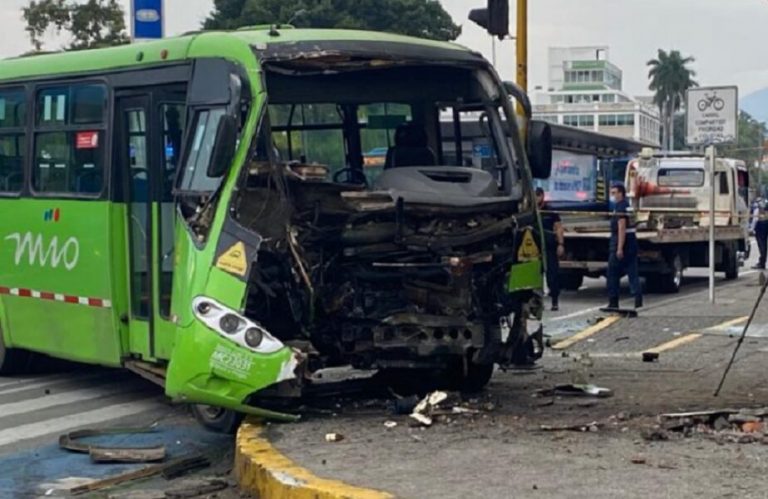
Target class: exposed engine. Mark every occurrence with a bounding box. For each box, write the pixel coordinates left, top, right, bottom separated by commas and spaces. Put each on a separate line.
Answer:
235, 164, 541, 376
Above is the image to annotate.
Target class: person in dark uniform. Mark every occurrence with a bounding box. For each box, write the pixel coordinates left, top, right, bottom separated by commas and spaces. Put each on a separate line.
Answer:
536, 187, 565, 311
751, 198, 768, 270
607, 183, 642, 309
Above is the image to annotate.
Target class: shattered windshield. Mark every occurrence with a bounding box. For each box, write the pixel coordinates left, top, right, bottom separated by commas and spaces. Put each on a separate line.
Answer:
263, 63, 518, 197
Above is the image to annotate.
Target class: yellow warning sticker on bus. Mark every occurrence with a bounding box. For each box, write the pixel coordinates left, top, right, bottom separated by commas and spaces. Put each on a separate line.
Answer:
517, 229, 541, 261
216, 242, 248, 277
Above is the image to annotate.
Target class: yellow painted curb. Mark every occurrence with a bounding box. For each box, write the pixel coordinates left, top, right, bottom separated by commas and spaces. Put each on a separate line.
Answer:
235, 419, 394, 499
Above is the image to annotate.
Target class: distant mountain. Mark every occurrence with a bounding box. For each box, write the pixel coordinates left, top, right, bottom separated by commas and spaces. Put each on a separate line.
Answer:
741, 88, 768, 124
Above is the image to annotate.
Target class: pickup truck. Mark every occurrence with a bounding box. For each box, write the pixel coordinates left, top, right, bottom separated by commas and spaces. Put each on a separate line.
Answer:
558, 151, 750, 293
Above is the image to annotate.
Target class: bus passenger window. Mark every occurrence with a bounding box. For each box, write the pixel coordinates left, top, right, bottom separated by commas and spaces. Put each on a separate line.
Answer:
0, 88, 26, 193
33, 84, 107, 195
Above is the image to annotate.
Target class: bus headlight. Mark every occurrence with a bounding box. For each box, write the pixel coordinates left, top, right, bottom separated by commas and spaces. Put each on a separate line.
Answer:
244, 327, 263, 348
219, 314, 242, 334
192, 296, 284, 354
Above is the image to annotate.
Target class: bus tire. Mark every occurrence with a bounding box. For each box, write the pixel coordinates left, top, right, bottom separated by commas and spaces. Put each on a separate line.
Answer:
559, 273, 584, 291
190, 404, 244, 434
0, 331, 30, 375
454, 362, 495, 393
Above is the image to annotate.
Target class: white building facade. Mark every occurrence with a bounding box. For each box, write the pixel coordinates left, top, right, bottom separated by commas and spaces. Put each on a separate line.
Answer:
534, 47, 661, 147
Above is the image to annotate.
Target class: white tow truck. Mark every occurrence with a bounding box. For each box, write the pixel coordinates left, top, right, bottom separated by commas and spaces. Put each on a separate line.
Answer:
559, 150, 751, 293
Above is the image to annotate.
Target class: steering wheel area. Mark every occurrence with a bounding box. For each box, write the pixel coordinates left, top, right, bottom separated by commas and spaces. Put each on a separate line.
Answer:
333, 167, 368, 186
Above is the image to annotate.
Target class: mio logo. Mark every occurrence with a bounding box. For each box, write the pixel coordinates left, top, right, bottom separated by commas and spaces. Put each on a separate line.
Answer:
4, 232, 80, 271
44, 208, 61, 222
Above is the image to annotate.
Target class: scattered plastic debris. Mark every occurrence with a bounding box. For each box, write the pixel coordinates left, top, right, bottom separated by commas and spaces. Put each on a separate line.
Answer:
384, 421, 398, 429
325, 433, 345, 442
534, 384, 613, 398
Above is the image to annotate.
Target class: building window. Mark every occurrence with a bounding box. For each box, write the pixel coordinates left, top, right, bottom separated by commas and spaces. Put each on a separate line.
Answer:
564, 115, 593, 128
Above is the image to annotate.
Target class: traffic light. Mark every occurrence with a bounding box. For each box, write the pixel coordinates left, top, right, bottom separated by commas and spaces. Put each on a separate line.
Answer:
469, 0, 510, 39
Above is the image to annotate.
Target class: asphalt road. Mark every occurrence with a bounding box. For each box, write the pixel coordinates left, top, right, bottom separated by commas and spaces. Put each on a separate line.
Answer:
265, 245, 768, 499
0, 244, 764, 498
0, 368, 235, 498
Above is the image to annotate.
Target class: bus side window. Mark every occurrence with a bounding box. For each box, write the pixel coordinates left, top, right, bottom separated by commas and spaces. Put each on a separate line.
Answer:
32, 83, 107, 196
0, 88, 27, 194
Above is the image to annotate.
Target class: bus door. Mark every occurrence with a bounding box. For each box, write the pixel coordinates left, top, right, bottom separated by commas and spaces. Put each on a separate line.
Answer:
115, 89, 185, 362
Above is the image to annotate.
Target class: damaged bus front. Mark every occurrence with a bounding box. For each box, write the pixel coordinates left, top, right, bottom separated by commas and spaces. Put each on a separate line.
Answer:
166, 30, 552, 426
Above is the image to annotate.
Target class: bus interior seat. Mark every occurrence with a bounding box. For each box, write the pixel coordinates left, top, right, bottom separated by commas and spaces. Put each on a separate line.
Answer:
75, 170, 103, 194
384, 123, 436, 169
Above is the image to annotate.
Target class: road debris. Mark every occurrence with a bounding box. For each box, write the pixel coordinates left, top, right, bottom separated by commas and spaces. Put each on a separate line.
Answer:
539, 421, 602, 433
70, 455, 210, 496
325, 433, 345, 442
408, 391, 493, 427
534, 384, 613, 398
384, 421, 398, 429
59, 428, 167, 464
659, 407, 768, 444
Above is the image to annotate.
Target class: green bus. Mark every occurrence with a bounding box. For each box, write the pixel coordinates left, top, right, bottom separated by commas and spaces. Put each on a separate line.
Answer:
0, 27, 551, 431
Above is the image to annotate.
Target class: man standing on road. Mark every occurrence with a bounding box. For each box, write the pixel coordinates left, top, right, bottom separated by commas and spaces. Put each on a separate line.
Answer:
751, 197, 768, 270
607, 183, 642, 310
536, 187, 565, 311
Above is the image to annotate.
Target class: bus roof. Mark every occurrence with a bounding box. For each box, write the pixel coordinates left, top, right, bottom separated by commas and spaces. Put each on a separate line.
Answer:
0, 28, 480, 84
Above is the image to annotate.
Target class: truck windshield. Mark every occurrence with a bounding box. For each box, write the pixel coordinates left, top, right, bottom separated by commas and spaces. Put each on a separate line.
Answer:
658, 168, 705, 187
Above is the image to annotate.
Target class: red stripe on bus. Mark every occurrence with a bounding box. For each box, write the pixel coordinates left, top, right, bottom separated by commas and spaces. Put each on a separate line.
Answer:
0, 286, 110, 308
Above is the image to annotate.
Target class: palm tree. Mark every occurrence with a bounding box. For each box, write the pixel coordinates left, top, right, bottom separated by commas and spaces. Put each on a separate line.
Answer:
647, 49, 698, 150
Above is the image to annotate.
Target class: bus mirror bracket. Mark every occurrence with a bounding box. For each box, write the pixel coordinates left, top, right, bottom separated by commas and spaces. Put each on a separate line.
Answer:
528, 120, 552, 180
207, 115, 238, 178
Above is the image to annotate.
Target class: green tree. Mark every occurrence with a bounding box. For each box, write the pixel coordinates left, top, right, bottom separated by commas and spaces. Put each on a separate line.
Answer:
647, 49, 698, 151
23, 0, 129, 52
204, 0, 461, 41
721, 111, 766, 187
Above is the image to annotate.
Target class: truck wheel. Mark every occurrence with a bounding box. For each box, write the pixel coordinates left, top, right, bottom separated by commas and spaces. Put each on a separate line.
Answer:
190, 405, 244, 434
724, 248, 739, 280
559, 273, 584, 291
0, 329, 30, 375
659, 255, 684, 293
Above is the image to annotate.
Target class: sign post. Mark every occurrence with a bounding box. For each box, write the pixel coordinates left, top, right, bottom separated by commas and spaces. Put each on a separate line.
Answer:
685, 86, 738, 304
131, 0, 165, 42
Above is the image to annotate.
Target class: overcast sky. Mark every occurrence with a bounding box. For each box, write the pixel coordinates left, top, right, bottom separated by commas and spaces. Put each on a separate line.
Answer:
3, 0, 768, 98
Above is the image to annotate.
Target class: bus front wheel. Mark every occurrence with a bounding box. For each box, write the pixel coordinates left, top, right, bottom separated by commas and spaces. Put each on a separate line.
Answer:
0, 331, 30, 375
190, 404, 244, 434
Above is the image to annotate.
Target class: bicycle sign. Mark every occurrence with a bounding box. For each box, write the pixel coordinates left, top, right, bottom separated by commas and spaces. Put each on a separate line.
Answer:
686, 86, 738, 146
697, 93, 725, 112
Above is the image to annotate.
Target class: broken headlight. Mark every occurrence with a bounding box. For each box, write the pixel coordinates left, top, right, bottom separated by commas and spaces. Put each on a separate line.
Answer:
192, 296, 284, 354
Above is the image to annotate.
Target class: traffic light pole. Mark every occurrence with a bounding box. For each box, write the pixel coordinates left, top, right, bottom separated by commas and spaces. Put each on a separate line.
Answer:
516, 0, 527, 92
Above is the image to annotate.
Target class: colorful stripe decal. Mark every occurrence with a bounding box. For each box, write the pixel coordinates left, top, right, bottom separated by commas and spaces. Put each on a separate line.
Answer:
0, 286, 111, 309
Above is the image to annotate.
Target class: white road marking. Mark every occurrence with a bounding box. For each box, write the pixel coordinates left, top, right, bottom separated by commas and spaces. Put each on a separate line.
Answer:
0, 372, 103, 396
548, 306, 602, 322
0, 376, 55, 389
0, 399, 163, 447
0, 387, 115, 418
